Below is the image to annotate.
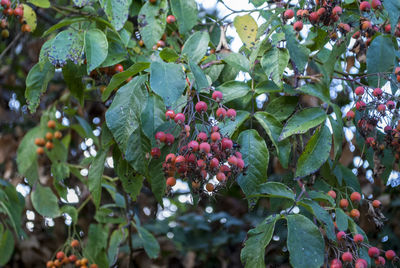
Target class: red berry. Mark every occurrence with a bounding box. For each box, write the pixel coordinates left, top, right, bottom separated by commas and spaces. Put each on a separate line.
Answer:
212, 91, 223, 102
221, 138, 233, 150
350, 209, 360, 219
360, 1, 371, 11
328, 190, 337, 199
332, 6, 342, 15
211, 132, 221, 142
226, 109, 236, 120
235, 152, 242, 159
197, 159, 206, 169
228, 156, 238, 166
212, 126, 219, 132
68, 255, 77, 262
174, 113, 185, 124
338, 23, 351, 33
1, 0, 10, 8
156, 40, 165, 48
165, 153, 176, 163
166, 15, 176, 24
330, 259, 343, 268
372, 199, 381, 208
237, 158, 245, 169
342, 252, 353, 262
366, 137, 375, 146
166, 177, 176, 186
385, 24, 392, 33
197, 132, 208, 142
368, 247, 380, 258
352, 31, 361, 39
371, 0, 381, 9
114, 64, 124, 73
165, 110, 175, 120
13, 7, 23, 17
337, 231, 346, 241
175, 155, 185, 165
216, 172, 226, 182
293, 21, 303, 31
185, 153, 196, 163
356, 101, 366, 110
387, 100, 395, 109
195, 101, 208, 113
377, 104, 386, 113
155, 131, 166, 142
199, 142, 211, 153
210, 158, 219, 169
375, 256, 385, 266
373, 88, 383, 97
216, 107, 227, 119
350, 192, 361, 202
165, 133, 175, 145
151, 147, 161, 158
346, 110, 355, 120
283, 9, 294, 19
355, 86, 365, 96
355, 259, 368, 268
309, 12, 319, 23
385, 250, 396, 260
317, 7, 326, 16
56, 251, 65, 260
384, 125, 392, 133
188, 140, 199, 152
395, 67, 400, 75
206, 183, 214, 192
340, 199, 349, 209
354, 234, 364, 243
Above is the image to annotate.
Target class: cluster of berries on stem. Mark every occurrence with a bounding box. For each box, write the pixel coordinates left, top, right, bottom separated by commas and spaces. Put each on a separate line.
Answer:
34, 120, 62, 155
46, 240, 98, 268
0, 1, 31, 38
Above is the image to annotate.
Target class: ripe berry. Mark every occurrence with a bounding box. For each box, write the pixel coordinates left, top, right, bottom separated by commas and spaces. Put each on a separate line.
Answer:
371, 0, 381, 9
235, 152, 242, 159
354, 234, 364, 243
395, 67, 400, 75
283, 9, 294, 19
216, 172, 226, 182
210, 158, 219, 169
211, 126, 219, 132
197, 132, 208, 142
350, 192, 361, 202
1, 0, 10, 8
339, 199, 349, 209
35, 138, 46, 146
212, 91, 223, 102
342, 252, 353, 262
166, 177, 176, 186
361, 20, 372, 30
226, 109, 236, 120
360, 1, 371, 11
114, 64, 123, 73
165, 110, 175, 120
13, 7, 23, 17
90, 264, 99, 268
368, 247, 380, 258
355, 86, 365, 96
151, 147, 161, 158
350, 209, 360, 219
366, 137, 375, 146
330, 259, 342, 268
373, 88, 383, 97
317, 7, 326, 16
338, 23, 350, 33
356, 101, 366, 110
237, 158, 245, 169
337, 231, 346, 241
384, 126, 392, 133
352, 31, 361, 39
165, 153, 176, 163
47, 120, 56, 129
70, 239, 79, 248
328, 190, 337, 199
56, 251, 65, 260
54, 131, 62, 139
309, 12, 319, 23
346, 110, 355, 120
332, 6, 342, 15
155, 131, 166, 142
372, 199, 381, 208
377, 104, 386, 113
45, 141, 54, 150
199, 142, 211, 153
206, 183, 215, 192
68, 255, 77, 262
187, 141, 199, 152
228, 156, 238, 166
216, 107, 227, 119
165, 133, 175, 145
45, 132, 53, 140
355, 259, 368, 268
386, 100, 395, 109
195, 101, 208, 113
166, 15, 176, 24
221, 138, 233, 150
375, 256, 385, 266
385, 24, 392, 33
197, 159, 206, 169
211, 132, 221, 142
385, 250, 396, 260
293, 21, 303, 31
37, 147, 45, 155
174, 113, 185, 124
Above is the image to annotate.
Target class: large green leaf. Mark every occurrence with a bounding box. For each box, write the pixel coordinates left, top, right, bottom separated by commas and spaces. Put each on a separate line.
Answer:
295, 125, 331, 178
100, 0, 132, 31
105, 75, 148, 153
85, 29, 108, 73
254, 112, 291, 168
134, 223, 160, 259
141, 94, 165, 140
335, 208, 348, 231
383, 0, 400, 34
188, 60, 210, 91
254, 182, 295, 200
241, 215, 278, 268
84, 224, 109, 266
116, 159, 143, 201
0, 228, 14, 266
125, 128, 150, 175
261, 47, 289, 85
48, 30, 84, 66
217, 81, 250, 103
366, 35, 396, 87
170, 0, 198, 33
223, 52, 250, 72
297, 84, 330, 104
182, 31, 210, 64
218, 110, 250, 138
265, 96, 298, 121
25, 61, 55, 113
237, 130, 269, 205
138, 0, 167, 48
108, 229, 126, 264
88, 149, 107, 208
149, 61, 186, 107
286, 214, 324, 268
279, 108, 327, 141
31, 184, 60, 218
333, 163, 361, 192
148, 156, 166, 205
283, 25, 310, 72
159, 48, 179, 62
62, 61, 85, 105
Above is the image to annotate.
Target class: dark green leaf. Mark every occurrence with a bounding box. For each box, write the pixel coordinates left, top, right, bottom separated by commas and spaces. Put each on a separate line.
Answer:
217, 81, 250, 103
335, 208, 348, 231
85, 29, 108, 73
141, 94, 165, 140
31, 184, 60, 218
265, 96, 297, 121
189, 60, 210, 91
100, 0, 132, 31
138, 0, 167, 47
51, 162, 70, 181
297, 84, 330, 103
88, 149, 107, 208
170, 0, 198, 33
383, 0, 400, 35
283, 25, 310, 72
48, 30, 84, 66
333, 163, 361, 192
42, 17, 87, 37
134, 224, 160, 259
62, 61, 85, 105
261, 47, 289, 85
223, 52, 250, 72
218, 110, 250, 138
254, 182, 295, 200
125, 128, 150, 175
108, 229, 126, 264
0, 228, 14, 266
159, 47, 179, 62
182, 31, 210, 64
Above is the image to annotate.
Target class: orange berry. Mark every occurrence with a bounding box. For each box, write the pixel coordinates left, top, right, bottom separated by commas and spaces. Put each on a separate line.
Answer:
350, 192, 361, 202
339, 199, 349, 209
35, 137, 46, 146
350, 209, 360, 219
21, 23, 31, 32
372, 199, 381, 208
47, 120, 56, 129
46, 261, 54, 268
45, 141, 54, 150
53, 259, 61, 267
75, 260, 81, 266
90, 264, 98, 268
70, 239, 79, 248
37, 147, 45, 155
56, 251, 65, 260
166, 177, 176, 187
327, 190, 336, 199
206, 183, 214, 192
81, 258, 88, 265
54, 131, 62, 139
45, 132, 53, 140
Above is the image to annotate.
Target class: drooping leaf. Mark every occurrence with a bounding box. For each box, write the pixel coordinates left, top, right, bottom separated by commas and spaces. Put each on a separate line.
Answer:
0, 228, 14, 266
31, 184, 60, 218
182, 31, 210, 64
88, 149, 107, 208
335, 208, 348, 231
283, 25, 310, 72
125, 128, 151, 175
138, 0, 168, 47
333, 163, 361, 192
223, 52, 250, 72
62, 61, 85, 105
42, 17, 88, 37
85, 29, 108, 73
279, 108, 327, 141
149, 61, 186, 107
254, 182, 295, 200
261, 47, 289, 85
286, 214, 325, 268
188, 60, 210, 91
108, 229, 126, 264
148, 156, 166, 205
233, 14, 258, 48
217, 81, 250, 103
133, 223, 160, 259
170, 0, 198, 33
295, 125, 332, 178
116, 158, 143, 201
100, 0, 132, 31
84, 224, 109, 265
141, 94, 165, 140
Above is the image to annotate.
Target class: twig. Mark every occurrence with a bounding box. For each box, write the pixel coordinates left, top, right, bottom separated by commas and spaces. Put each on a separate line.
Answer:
0, 32, 23, 64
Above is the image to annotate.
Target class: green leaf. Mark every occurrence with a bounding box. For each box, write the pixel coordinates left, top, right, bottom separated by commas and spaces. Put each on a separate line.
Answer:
25, 61, 55, 113
102, 62, 150, 101
182, 31, 210, 64
170, 0, 198, 33
237, 130, 269, 205
62, 61, 85, 105
329, 108, 343, 162
223, 52, 250, 72
383, 0, 400, 35
31, 184, 60, 218
134, 224, 160, 259
138, 0, 168, 47
116, 159, 143, 201
286, 214, 324, 268
217, 81, 250, 103
254, 112, 291, 168
249, 0, 266, 7
125, 128, 150, 175
106, 75, 148, 153
297, 84, 330, 104
279, 108, 327, 141
100, 0, 132, 31
218, 110, 250, 138
148, 156, 166, 205
108, 229, 126, 264
141, 94, 165, 140
85, 29, 108, 73
149, 61, 186, 107
261, 47, 289, 85
73, 0, 95, 7
233, 14, 258, 48
88, 149, 107, 208
283, 25, 310, 72
366, 35, 396, 87
255, 80, 281, 95
265, 96, 298, 121
335, 208, 348, 231
295, 125, 332, 178
241, 215, 278, 268
48, 30, 84, 66
42, 17, 88, 37
84, 224, 109, 263
28, 0, 50, 8
159, 47, 179, 62
188, 60, 210, 91
0, 228, 14, 266
51, 162, 70, 181
333, 163, 361, 192
254, 182, 295, 200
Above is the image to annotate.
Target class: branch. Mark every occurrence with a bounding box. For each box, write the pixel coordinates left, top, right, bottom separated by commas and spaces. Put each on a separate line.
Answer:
0, 32, 23, 64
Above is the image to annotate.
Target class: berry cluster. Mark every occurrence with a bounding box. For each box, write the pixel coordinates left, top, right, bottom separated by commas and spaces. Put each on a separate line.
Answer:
326, 190, 398, 267
150, 90, 245, 194
34, 120, 62, 155
46, 240, 98, 268
0, 1, 31, 38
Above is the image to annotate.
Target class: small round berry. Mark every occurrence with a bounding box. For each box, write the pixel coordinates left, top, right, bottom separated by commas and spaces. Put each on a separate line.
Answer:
372, 199, 381, 208
317, 7, 326, 16
339, 199, 349, 209
165, 110, 175, 120
237, 158, 245, 169
385, 24, 392, 33
37, 147, 45, 155
0, 0, 10, 8
221, 138, 233, 150
90, 264, 99, 268
350, 192, 361, 202
360, 1, 371, 11
68, 255, 77, 262
228, 156, 238, 166
355, 259, 368, 268
346, 110, 355, 120
35, 138, 46, 146
373, 88, 383, 97
188, 140, 199, 152
375, 256, 385, 266
13, 7, 23, 17
211, 126, 219, 132
195, 101, 208, 113
155, 131, 166, 143
210, 158, 219, 169
328, 190, 337, 199
211, 132, 221, 142
371, 0, 381, 9
70, 239, 79, 248
235, 152, 242, 159
283, 9, 294, 19
309, 12, 319, 23
165, 153, 176, 163
337, 231, 346, 241
45, 132, 53, 140
395, 67, 400, 76
384, 125, 392, 133
150, 147, 161, 158
350, 208, 360, 219
338, 23, 351, 33
355, 86, 365, 96
387, 100, 395, 109
368, 247, 380, 258
226, 109, 236, 120
356, 101, 366, 110
45, 141, 54, 150
212, 91, 223, 102
216, 107, 227, 119
165, 133, 175, 145
206, 183, 215, 192
342, 252, 353, 262
332, 6, 342, 15
47, 120, 56, 129
114, 64, 124, 73
293, 21, 303, 31
354, 234, 364, 243
166, 177, 176, 187
352, 31, 361, 39
54, 131, 62, 139
216, 172, 226, 182
361, 20, 372, 30
174, 113, 185, 124
199, 142, 211, 153
46, 261, 54, 268
197, 132, 208, 142
385, 250, 396, 260
166, 15, 176, 24
377, 104, 386, 113
330, 259, 342, 268
56, 251, 65, 260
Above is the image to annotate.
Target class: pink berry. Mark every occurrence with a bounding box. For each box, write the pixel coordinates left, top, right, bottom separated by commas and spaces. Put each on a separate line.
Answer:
212, 91, 223, 102
150, 147, 161, 158
373, 88, 383, 97
226, 109, 237, 120
283, 9, 294, 19
228, 156, 238, 166
309, 12, 319, 23
221, 138, 233, 150
360, 1, 371, 11
216, 172, 227, 182
174, 113, 185, 124
155, 131, 166, 142
237, 158, 245, 169
342, 252, 353, 262
216, 107, 227, 119
332, 6, 342, 15
356, 101, 366, 110
211, 132, 221, 142
165, 109, 175, 120
195, 101, 208, 113
384, 125, 392, 133
210, 158, 219, 168
385, 250, 396, 260
371, 0, 381, 9
337, 231, 346, 241
377, 104, 386, 113
197, 132, 208, 142
188, 140, 199, 152
368, 247, 380, 258
165, 133, 175, 145
375, 256, 385, 266
199, 142, 211, 153
355, 259, 368, 268
387, 100, 395, 109
355, 86, 365, 96
330, 259, 343, 268
354, 234, 364, 243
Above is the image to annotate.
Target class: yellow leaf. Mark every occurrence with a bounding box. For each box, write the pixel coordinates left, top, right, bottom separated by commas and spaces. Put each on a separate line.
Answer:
233, 14, 258, 48
22, 4, 37, 32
